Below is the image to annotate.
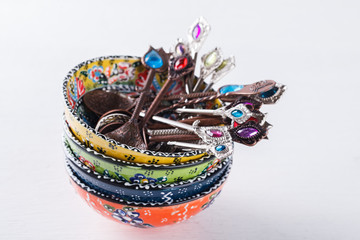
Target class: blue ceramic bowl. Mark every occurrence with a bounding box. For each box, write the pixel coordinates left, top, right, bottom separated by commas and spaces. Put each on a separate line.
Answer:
64, 155, 231, 227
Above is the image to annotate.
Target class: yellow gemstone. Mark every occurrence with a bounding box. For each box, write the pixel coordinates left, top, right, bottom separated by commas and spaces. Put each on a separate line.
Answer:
216, 59, 227, 72
204, 51, 218, 68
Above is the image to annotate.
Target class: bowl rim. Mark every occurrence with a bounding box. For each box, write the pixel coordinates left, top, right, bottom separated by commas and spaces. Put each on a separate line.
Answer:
63, 117, 216, 169
65, 157, 231, 207
64, 140, 230, 191
62, 55, 206, 161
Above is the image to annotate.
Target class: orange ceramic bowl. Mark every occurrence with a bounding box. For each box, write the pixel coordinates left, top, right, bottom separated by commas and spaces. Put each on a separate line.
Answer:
66, 159, 230, 228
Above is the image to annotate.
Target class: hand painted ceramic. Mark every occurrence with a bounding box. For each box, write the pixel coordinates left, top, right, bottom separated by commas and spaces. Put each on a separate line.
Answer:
64, 143, 231, 204
63, 55, 211, 164
66, 158, 230, 227
63, 122, 222, 184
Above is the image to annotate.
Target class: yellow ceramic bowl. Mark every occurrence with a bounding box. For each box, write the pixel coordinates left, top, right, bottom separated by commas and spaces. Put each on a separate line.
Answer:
63, 56, 209, 165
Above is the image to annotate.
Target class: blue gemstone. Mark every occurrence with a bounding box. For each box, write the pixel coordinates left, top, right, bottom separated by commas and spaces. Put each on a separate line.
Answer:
215, 145, 226, 152
260, 87, 278, 98
231, 109, 243, 118
219, 84, 244, 94
144, 50, 163, 69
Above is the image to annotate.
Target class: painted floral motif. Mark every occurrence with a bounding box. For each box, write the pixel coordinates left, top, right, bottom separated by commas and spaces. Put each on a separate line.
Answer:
112, 172, 125, 181
104, 65, 112, 77
129, 173, 168, 184
67, 76, 86, 108
157, 176, 167, 183
152, 78, 185, 96
104, 62, 135, 85
68, 77, 76, 96
87, 65, 104, 82
103, 169, 110, 177
202, 158, 221, 174
67, 90, 76, 109
130, 173, 157, 184
103, 204, 115, 213
111, 207, 153, 228
76, 77, 86, 98
79, 156, 96, 171
167, 79, 185, 95
70, 176, 225, 227
135, 70, 184, 96
135, 70, 156, 91
201, 190, 221, 210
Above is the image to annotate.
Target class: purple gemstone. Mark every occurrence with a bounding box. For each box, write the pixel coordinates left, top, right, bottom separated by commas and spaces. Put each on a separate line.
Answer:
243, 102, 254, 106
206, 129, 223, 138
237, 127, 259, 138
192, 24, 201, 40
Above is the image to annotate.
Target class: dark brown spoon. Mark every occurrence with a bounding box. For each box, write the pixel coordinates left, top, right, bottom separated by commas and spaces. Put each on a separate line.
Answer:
104, 47, 169, 149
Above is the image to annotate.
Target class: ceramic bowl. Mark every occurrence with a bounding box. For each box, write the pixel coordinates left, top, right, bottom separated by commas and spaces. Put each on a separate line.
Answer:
64, 141, 231, 204
63, 119, 223, 184
63, 56, 222, 165
65, 156, 230, 227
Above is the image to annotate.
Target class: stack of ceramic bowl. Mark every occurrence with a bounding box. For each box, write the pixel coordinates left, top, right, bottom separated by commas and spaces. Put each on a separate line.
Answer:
62, 56, 232, 228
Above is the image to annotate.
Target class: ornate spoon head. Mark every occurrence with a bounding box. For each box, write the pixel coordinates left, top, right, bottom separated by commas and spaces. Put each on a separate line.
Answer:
187, 16, 211, 54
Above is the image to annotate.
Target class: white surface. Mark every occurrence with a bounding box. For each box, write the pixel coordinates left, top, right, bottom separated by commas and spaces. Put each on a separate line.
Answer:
1, 0, 360, 239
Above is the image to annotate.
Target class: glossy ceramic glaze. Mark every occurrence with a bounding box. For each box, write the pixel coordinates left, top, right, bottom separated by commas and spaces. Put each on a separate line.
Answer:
63, 122, 222, 184
64, 143, 231, 204
63, 56, 223, 164
66, 159, 229, 227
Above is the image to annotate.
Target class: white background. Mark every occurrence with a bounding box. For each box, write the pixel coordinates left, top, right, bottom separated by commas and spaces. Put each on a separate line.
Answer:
1, 0, 360, 239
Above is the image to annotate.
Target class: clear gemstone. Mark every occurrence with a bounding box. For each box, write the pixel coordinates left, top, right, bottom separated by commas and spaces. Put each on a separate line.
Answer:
175, 43, 186, 55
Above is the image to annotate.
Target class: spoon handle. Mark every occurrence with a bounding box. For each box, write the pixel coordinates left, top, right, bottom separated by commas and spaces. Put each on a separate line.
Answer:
130, 70, 155, 122
140, 78, 174, 128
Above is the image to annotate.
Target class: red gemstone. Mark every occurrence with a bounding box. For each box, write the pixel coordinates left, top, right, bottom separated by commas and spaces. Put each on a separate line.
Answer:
248, 117, 258, 123
234, 117, 258, 127
174, 57, 188, 70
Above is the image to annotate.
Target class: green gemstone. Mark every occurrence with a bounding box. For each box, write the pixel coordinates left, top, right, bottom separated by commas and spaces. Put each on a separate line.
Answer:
204, 51, 218, 67
216, 59, 227, 72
